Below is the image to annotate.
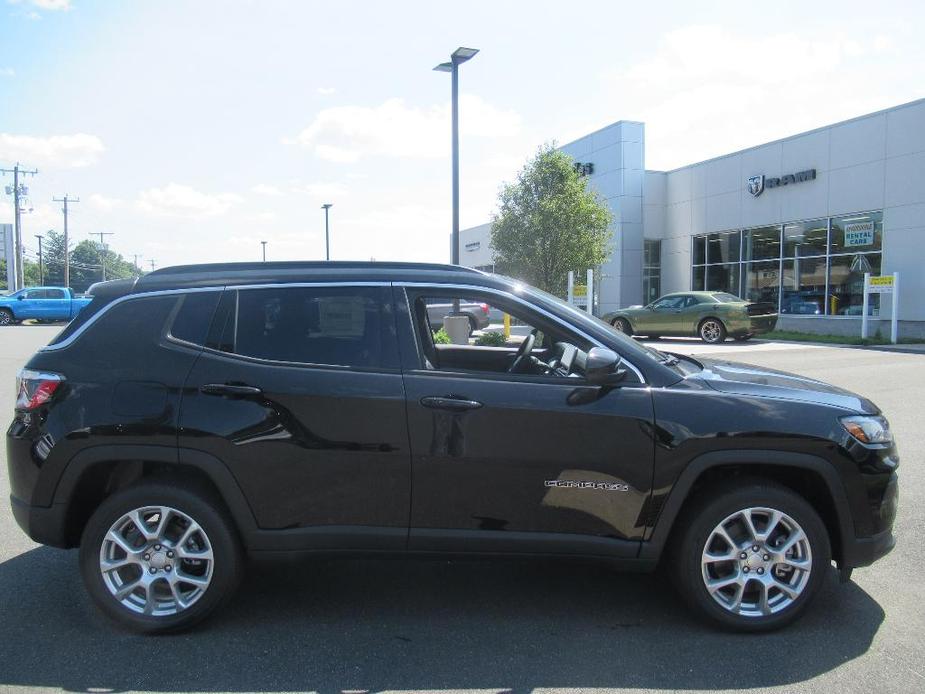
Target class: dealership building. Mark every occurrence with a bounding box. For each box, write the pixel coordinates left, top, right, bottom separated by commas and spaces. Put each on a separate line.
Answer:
460, 97, 925, 336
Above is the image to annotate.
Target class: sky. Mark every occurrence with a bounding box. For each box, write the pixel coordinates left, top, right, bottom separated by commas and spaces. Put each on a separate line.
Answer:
1, 0, 923, 271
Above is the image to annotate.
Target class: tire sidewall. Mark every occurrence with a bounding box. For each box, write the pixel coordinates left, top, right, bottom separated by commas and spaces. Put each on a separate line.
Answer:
699, 318, 727, 344
79, 482, 242, 633
674, 482, 831, 632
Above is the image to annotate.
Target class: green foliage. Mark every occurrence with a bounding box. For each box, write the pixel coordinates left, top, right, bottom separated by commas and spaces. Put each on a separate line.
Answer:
433, 328, 451, 344
23, 230, 143, 292
475, 330, 507, 346
490, 143, 613, 296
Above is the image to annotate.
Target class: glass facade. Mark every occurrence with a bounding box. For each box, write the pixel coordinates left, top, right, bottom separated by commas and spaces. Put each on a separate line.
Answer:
643, 239, 661, 304
691, 210, 883, 316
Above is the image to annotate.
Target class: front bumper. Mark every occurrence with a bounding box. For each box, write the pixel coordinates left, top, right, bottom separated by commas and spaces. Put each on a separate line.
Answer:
841, 527, 895, 569
10, 495, 71, 548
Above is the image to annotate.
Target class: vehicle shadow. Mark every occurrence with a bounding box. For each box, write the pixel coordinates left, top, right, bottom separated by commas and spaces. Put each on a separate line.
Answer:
0, 547, 883, 692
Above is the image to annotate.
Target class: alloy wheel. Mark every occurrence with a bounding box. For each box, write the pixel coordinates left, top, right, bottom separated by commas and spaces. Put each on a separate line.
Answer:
0, 311, 11, 326
99, 505, 214, 616
700, 506, 812, 617
700, 320, 723, 343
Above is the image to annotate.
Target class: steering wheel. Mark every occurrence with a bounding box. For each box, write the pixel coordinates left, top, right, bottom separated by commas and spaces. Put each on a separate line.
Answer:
508, 329, 538, 373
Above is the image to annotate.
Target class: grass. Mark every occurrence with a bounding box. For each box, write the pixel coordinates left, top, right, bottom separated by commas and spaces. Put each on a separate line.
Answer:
765, 330, 924, 346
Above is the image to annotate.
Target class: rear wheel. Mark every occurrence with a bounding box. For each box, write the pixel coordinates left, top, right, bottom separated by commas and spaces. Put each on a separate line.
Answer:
79, 481, 243, 633
671, 480, 830, 632
699, 318, 727, 344
611, 317, 632, 335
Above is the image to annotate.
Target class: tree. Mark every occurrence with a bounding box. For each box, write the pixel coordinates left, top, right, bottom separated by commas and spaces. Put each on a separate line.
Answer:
490, 143, 613, 297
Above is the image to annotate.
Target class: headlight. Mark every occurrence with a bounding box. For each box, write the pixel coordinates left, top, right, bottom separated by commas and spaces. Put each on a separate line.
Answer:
840, 415, 893, 445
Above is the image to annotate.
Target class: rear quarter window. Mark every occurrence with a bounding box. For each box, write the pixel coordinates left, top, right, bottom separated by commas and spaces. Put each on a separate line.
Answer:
167, 291, 222, 346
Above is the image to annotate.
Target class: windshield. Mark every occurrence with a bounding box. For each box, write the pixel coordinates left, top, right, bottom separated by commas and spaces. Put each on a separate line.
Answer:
510, 280, 678, 368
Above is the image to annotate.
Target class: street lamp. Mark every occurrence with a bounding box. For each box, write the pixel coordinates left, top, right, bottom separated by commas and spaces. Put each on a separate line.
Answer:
261, 240, 267, 262
321, 203, 333, 261
434, 46, 479, 267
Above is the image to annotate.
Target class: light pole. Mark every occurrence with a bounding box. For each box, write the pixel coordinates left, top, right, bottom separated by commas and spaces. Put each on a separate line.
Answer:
321, 203, 332, 261
35, 234, 44, 285
434, 47, 478, 267
261, 240, 267, 262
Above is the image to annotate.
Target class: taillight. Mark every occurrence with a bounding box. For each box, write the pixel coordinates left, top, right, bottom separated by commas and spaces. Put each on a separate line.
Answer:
15, 369, 64, 410
480, 303, 489, 314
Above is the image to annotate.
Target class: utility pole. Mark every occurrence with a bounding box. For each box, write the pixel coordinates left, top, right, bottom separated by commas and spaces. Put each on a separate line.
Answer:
53, 194, 79, 289
321, 204, 332, 260
2, 163, 39, 290
132, 254, 142, 276
149, 259, 156, 271
89, 231, 114, 282
261, 240, 267, 262
35, 234, 44, 285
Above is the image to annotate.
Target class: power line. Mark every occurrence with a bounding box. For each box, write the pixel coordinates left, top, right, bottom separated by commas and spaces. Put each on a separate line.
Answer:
89, 231, 115, 281
52, 194, 79, 288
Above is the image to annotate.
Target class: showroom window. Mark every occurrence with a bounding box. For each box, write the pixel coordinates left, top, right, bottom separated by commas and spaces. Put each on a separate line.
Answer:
643, 239, 661, 304
691, 210, 883, 316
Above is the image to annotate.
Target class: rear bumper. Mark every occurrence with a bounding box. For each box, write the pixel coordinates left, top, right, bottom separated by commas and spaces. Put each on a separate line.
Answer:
10, 495, 71, 548
747, 315, 778, 335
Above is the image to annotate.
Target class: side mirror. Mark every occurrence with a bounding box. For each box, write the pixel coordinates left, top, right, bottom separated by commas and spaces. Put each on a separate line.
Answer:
585, 347, 625, 386
18, 295, 25, 301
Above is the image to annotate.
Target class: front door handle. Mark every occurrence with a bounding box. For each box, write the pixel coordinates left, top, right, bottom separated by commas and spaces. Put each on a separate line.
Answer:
200, 383, 263, 397
420, 396, 483, 412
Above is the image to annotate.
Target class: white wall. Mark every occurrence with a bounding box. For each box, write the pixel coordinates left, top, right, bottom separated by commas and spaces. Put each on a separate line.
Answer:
657, 97, 925, 321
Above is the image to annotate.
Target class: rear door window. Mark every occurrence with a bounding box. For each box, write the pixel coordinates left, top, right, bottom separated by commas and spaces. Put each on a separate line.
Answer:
210, 286, 399, 369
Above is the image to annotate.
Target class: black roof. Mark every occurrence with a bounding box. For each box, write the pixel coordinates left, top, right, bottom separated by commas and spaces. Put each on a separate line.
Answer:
128, 261, 497, 293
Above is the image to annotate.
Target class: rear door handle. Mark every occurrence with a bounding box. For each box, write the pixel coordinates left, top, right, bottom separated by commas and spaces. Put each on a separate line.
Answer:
200, 383, 263, 397
420, 396, 483, 411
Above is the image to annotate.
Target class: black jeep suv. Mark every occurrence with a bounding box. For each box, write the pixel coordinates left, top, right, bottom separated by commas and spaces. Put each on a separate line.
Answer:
7, 262, 898, 633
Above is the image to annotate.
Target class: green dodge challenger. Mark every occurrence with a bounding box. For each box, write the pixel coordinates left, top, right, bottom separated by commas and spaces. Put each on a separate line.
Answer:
602, 291, 778, 344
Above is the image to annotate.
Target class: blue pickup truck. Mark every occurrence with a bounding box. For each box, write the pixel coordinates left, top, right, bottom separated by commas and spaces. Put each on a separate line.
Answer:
0, 286, 93, 325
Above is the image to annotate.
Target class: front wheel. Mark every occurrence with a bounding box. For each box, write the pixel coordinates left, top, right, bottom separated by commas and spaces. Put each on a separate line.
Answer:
699, 318, 727, 344
0, 308, 14, 326
79, 481, 243, 633
671, 480, 831, 632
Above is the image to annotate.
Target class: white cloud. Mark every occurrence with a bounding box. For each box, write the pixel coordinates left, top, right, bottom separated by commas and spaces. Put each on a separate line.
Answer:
251, 183, 283, 196
0, 133, 104, 168
289, 181, 348, 199
87, 193, 123, 211
136, 183, 241, 218
600, 25, 900, 170
316, 87, 336, 95
8, 0, 72, 10
0, 67, 14, 77
290, 95, 521, 162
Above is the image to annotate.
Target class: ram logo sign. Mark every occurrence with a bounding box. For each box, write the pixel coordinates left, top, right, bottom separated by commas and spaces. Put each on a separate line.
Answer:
747, 169, 816, 197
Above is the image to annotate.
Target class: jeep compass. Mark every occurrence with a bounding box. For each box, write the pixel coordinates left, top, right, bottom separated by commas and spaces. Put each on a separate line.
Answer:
7, 262, 898, 633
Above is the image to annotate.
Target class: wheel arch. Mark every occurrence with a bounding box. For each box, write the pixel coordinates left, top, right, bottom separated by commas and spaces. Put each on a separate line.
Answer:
640, 450, 852, 566
52, 445, 258, 549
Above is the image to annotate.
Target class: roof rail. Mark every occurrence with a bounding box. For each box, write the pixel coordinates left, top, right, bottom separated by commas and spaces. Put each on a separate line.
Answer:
148, 261, 483, 276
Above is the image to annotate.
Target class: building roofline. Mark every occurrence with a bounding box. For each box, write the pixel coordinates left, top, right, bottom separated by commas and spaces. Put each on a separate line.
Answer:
652, 95, 925, 174
559, 119, 645, 151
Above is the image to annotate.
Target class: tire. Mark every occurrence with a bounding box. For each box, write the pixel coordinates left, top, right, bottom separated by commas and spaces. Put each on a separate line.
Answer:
611, 317, 633, 336
79, 481, 243, 633
468, 316, 478, 336
0, 308, 13, 326
670, 479, 831, 632
699, 318, 727, 344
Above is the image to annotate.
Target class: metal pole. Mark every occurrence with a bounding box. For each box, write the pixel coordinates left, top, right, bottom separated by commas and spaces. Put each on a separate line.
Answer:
261, 241, 267, 262
35, 234, 43, 285
861, 272, 870, 340
321, 204, 332, 261
586, 268, 594, 315
891, 272, 899, 344
63, 197, 69, 288
451, 59, 459, 266
12, 165, 21, 290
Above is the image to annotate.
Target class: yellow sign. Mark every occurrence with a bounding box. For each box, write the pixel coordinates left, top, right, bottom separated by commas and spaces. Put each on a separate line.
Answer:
573, 284, 587, 297
869, 275, 894, 293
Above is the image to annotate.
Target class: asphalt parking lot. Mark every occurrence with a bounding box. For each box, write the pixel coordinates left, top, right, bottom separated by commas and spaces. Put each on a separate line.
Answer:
0, 326, 922, 694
